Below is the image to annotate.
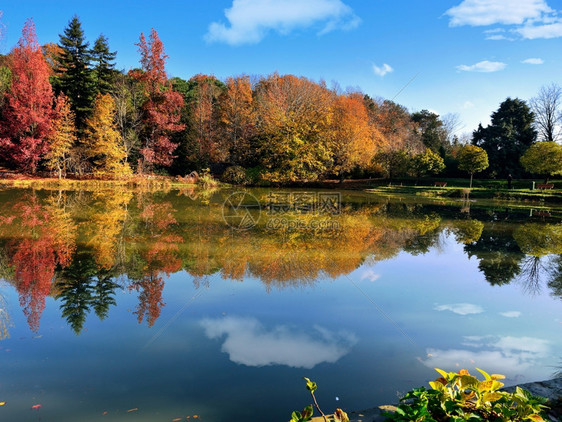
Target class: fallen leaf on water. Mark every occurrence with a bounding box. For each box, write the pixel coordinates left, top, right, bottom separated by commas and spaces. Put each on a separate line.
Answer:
0, 402, 5, 406
102, 411, 108, 415
173, 419, 182, 421
193, 416, 199, 419
127, 408, 138, 413
31, 404, 42, 410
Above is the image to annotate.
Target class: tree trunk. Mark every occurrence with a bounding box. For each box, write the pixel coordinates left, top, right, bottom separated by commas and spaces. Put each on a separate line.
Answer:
469, 173, 473, 188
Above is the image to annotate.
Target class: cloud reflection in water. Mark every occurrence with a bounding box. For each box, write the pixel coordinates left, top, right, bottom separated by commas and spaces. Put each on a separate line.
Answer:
200, 316, 357, 368
422, 335, 551, 380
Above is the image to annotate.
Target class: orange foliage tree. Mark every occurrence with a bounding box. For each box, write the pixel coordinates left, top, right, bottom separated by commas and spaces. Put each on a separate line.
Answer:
330, 93, 380, 179
218, 75, 255, 165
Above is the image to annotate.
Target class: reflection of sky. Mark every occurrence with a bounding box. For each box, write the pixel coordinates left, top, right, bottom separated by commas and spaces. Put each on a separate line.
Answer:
200, 316, 357, 368
1, 233, 561, 421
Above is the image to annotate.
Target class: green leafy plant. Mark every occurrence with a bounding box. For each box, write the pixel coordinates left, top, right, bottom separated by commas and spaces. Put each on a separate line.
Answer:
384, 368, 550, 422
290, 377, 349, 422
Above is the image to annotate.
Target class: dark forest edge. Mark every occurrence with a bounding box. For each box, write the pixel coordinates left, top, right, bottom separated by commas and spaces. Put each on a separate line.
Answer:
1, 16, 562, 185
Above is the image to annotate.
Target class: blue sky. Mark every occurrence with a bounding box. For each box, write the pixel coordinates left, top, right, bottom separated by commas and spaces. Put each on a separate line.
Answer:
1, 0, 561, 136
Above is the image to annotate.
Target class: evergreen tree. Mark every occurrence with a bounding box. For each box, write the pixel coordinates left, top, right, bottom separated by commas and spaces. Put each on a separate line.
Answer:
55, 15, 95, 133
472, 98, 536, 177
91, 34, 116, 95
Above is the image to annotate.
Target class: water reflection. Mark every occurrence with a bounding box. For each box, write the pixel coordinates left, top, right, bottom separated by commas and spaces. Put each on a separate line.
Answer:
0, 188, 561, 334
200, 316, 357, 368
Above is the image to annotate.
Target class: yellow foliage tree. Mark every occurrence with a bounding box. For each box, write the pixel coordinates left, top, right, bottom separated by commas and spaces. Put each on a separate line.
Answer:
85, 93, 131, 178
46, 93, 76, 179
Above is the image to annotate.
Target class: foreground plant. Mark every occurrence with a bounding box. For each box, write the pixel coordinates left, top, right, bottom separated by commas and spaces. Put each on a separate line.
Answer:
290, 377, 349, 422
384, 368, 550, 421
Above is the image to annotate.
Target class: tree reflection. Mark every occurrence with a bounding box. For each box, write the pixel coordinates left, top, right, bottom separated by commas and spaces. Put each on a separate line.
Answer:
0, 189, 561, 333
513, 223, 562, 295
464, 230, 525, 286
56, 250, 120, 334
0, 193, 77, 331
548, 255, 562, 300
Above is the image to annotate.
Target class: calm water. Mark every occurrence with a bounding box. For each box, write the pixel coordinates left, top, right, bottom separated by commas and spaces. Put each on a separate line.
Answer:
0, 187, 560, 421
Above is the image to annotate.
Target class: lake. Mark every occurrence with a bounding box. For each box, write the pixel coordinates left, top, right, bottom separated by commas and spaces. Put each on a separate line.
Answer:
0, 187, 560, 421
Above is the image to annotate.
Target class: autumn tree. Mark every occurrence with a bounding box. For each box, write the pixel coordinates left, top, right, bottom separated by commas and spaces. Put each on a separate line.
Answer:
458, 144, 489, 188
366, 98, 421, 154
91, 34, 117, 95
42, 42, 63, 75
46, 93, 76, 178
217, 75, 255, 165
54, 16, 95, 133
330, 92, 379, 180
0, 19, 53, 173
253, 73, 333, 182
186, 74, 226, 167
112, 72, 144, 164
85, 93, 131, 177
133, 29, 184, 171
520, 141, 562, 183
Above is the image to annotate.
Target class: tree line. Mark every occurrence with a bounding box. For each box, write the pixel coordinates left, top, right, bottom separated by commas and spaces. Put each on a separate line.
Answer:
0, 16, 561, 183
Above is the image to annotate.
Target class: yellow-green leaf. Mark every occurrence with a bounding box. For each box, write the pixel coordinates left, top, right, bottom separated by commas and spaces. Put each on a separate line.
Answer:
475, 368, 491, 381
482, 392, 503, 402
434, 368, 448, 379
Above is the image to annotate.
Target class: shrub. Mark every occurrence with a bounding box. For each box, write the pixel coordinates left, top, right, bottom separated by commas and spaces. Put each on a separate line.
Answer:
384, 368, 550, 421
221, 165, 248, 185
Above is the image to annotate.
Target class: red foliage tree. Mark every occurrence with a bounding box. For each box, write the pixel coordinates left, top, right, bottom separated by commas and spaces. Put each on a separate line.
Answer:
132, 29, 184, 170
0, 19, 53, 172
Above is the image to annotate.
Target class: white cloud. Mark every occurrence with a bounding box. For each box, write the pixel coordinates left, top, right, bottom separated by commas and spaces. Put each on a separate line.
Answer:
445, 0, 562, 40
463, 100, 475, 109
200, 316, 357, 368
445, 0, 553, 27
434, 303, 484, 315
360, 268, 380, 282
372, 63, 393, 77
517, 21, 562, 38
205, 0, 361, 45
485, 34, 515, 40
500, 311, 522, 317
457, 60, 507, 72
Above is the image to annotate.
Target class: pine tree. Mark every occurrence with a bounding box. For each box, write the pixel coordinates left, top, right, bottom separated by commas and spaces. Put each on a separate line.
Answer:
55, 15, 95, 133
91, 34, 116, 95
